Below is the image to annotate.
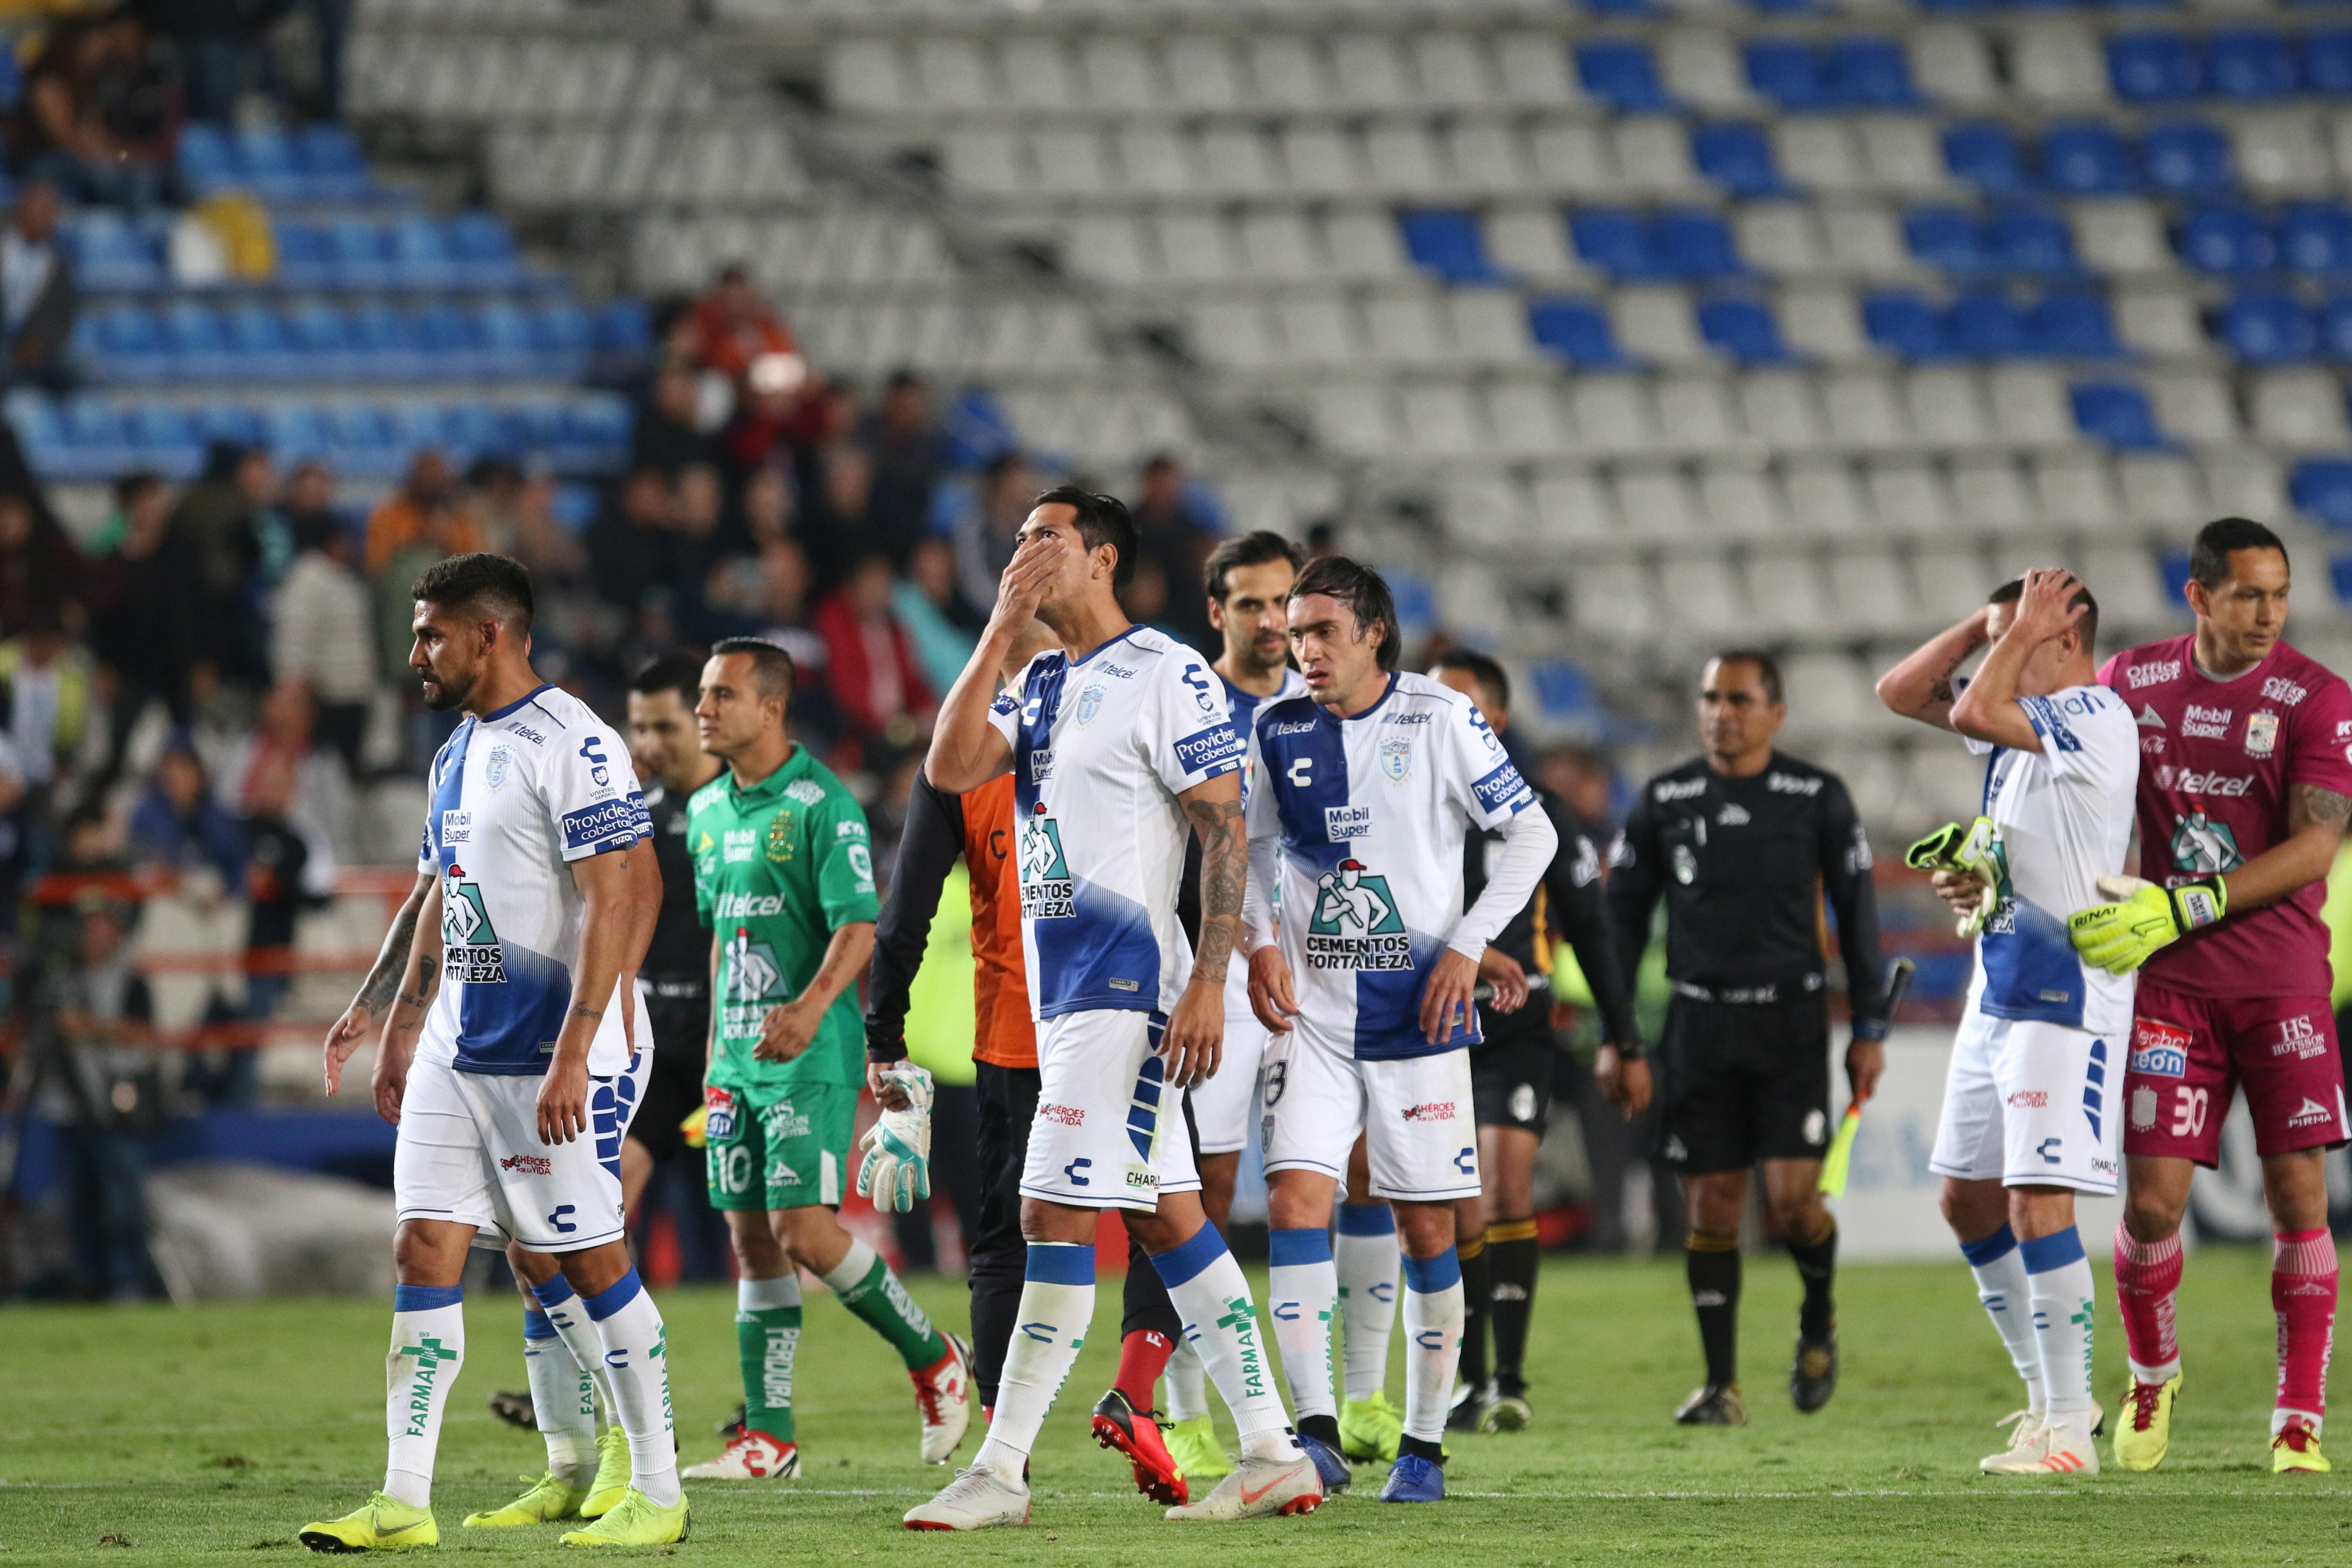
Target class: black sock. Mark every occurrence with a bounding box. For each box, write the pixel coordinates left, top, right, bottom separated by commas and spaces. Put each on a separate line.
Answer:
1298, 1412, 1341, 1451
1400, 1434, 1446, 1464
1456, 1235, 1491, 1394
1487, 1220, 1539, 1397
1788, 1221, 1837, 1344
1121, 1232, 1182, 1343
1686, 1232, 1741, 1387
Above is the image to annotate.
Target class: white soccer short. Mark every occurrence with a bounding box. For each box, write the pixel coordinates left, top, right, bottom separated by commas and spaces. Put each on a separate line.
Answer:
1191, 1006, 1268, 1156
1929, 1010, 2122, 1196
1260, 1025, 1482, 1202
1020, 1008, 1201, 1212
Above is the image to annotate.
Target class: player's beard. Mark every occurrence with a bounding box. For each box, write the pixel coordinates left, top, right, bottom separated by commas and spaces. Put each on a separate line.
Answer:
417, 659, 475, 712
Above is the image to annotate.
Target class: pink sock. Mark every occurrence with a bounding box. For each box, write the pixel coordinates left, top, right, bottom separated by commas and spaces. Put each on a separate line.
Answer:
2114, 1224, 2184, 1384
2272, 1228, 2337, 1435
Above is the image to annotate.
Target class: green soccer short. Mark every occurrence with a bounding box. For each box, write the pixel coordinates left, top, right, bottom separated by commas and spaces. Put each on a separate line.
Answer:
703, 1079, 857, 1212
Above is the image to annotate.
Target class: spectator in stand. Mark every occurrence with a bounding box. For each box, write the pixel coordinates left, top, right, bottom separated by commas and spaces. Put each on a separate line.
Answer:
254, 459, 337, 587
632, 359, 718, 475
135, 0, 257, 123
0, 181, 73, 392
951, 450, 1034, 613
11, 16, 170, 207
738, 536, 843, 750
463, 457, 524, 557
802, 439, 877, 594
89, 472, 197, 782
815, 551, 935, 750
741, 462, 791, 547
894, 534, 981, 699
720, 346, 822, 474
128, 739, 244, 890
363, 447, 476, 574
171, 441, 271, 685
0, 488, 83, 639
40, 891, 164, 1300
671, 462, 726, 632
87, 467, 168, 555
271, 512, 374, 778
860, 369, 943, 568
1129, 453, 1219, 652
0, 612, 91, 847
585, 463, 683, 612
685, 263, 795, 380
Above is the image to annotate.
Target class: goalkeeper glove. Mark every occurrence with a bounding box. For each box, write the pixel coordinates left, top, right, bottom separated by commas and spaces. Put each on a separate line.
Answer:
2067, 874, 2227, 975
856, 1065, 935, 1213
1905, 816, 2002, 937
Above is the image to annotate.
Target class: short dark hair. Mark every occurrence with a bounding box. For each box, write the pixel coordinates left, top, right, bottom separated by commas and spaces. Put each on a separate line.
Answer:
411, 552, 534, 636
1989, 575, 2101, 653
630, 650, 706, 709
1289, 555, 1400, 673
1032, 483, 1139, 592
1432, 648, 1510, 712
1203, 530, 1306, 602
1706, 649, 1783, 705
113, 470, 160, 510
2189, 517, 2289, 591
710, 635, 796, 702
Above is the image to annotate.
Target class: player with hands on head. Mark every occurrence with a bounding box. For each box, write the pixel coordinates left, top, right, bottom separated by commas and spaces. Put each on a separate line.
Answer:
1878, 567, 2136, 1476
905, 487, 1321, 1530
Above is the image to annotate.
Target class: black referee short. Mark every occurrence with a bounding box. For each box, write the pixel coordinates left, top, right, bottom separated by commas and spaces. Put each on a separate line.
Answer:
631, 992, 710, 1166
1470, 1026, 1560, 1136
1654, 988, 1831, 1174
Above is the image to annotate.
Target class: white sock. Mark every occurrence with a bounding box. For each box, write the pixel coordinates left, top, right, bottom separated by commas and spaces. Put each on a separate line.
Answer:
1400, 1249, 1464, 1445
1960, 1224, 2045, 1418
1335, 1203, 1399, 1403
531, 1274, 619, 1432
1164, 1337, 1210, 1423
1268, 1226, 1338, 1422
384, 1284, 465, 1508
2023, 1228, 2097, 1444
584, 1268, 681, 1507
974, 1243, 1093, 1473
523, 1307, 597, 1484
1152, 1225, 1300, 1461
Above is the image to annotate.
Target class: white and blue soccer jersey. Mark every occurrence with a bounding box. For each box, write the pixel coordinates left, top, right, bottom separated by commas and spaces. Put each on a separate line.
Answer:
1247, 670, 1537, 1060
1963, 683, 2139, 1035
415, 683, 651, 1077
1221, 668, 1308, 1020
987, 625, 1246, 1020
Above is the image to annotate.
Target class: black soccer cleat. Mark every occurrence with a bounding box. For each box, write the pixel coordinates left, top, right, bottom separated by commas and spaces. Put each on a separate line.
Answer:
1674, 1382, 1747, 1426
718, 1401, 747, 1439
1791, 1336, 1839, 1414
489, 1389, 537, 1431
1445, 1379, 1485, 1433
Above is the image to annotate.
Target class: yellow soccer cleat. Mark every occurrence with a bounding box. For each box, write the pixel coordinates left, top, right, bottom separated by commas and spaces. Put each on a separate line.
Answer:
1339, 1390, 1404, 1464
2115, 1374, 2182, 1472
1165, 1414, 1234, 1484
463, 1471, 586, 1528
296, 1492, 438, 1552
2275, 1419, 2330, 1474
558, 1488, 690, 1547
579, 1427, 630, 1518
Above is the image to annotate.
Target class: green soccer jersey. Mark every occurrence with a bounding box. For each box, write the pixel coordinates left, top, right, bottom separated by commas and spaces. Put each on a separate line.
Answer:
690, 746, 881, 1092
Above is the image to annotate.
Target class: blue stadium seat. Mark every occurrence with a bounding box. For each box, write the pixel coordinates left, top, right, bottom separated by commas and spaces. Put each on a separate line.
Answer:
561, 394, 633, 471
60, 393, 129, 468
83, 302, 167, 384
1827, 37, 1920, 106
2141, 120, 2234, 195
2306, 30, 2352, 94
1947, 291, 2030, 357
1692, 122, 1785, 197
2109, 33, 2204, 101
2316, 293, 2352, 358
441, 401, 504, 461
386, 400, 445, 456
387, 216, 453, 290
346, 301, 422, 380
1398, 209, 1507, 284
123, 403, 199, 474
411, 303, 480, 380
1528, 661, 1604, 730
2279, 203, 2352, 274
2225, 290, 2319, 361
233, 124, 303, 202
595, 299, 653, 358
444, 213, 525, 289
2334, 557, 2352, 603
1943, 122, 2027, 193
222, 300, 295, 383
160, 300, 231, 382
176, 124, 238, 199
1528, 296, 1633, 368
271, 219, 334, 290
530, 300, 594, 379
1989, 204, 2078, 275
2178, 204, 2275, 273
1745, 40, 1827, 109
65, 211, 163, 291
2291, 458, 2352, 528
2042, 122, 2135, 196
194, 403, 265, 450
327, 216, 395, 290
1697, 296, 1795, 364
2030, 291, 2122, 357
1655, 209, 1743, 278
282, 300, 355, 380
1575, 42, 1672, 111
323, 403, 401, 481
2072, 382, 2168, 448
295, 125, 374, 202
475, 300, 536, 380
1862, 291, 1948, 358
262, 399, 331, 463
1569, 209, 1660, 278
2209, 28, 2299, 98
1906, 206, 1987, 274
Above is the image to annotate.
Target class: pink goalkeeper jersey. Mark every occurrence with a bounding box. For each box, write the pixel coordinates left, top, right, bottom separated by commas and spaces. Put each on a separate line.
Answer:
2097, 636, 2352, 999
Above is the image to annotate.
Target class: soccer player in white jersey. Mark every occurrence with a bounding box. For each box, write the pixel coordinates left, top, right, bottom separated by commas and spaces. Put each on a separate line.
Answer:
1244, 557, 1559, 1504
906, 487, 1321, 1530
302, 554, 688, 1550
1876, 568, 2137, 1476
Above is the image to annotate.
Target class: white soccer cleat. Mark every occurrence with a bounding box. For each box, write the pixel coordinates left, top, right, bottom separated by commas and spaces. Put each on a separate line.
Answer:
903, 1462, 1031, 1531
1978, 1409, 2045, 1474
1984, 1418, 2098, 1476
682, 1430, 799, 1480
912, 1334, 974, 1465
1164, 1451, 1323, 1522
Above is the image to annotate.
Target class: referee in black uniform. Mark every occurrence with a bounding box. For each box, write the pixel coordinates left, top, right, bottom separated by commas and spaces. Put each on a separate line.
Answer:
1608, 650, 1887, 1427
1430, 650, 1644, 1434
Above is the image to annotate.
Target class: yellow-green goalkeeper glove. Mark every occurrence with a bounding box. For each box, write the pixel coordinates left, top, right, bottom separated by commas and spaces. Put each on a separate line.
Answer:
1905, 817, 2001, 937
2067, 874, 2227, 975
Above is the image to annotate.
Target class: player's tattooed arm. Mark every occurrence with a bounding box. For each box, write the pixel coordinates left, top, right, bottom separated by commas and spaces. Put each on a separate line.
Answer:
2220, 781, 2352, 915
355, 871, 432, 1015
1183, 791, 1248, 983
1874, 601, 1997, 731
2291, 783, 2352, 835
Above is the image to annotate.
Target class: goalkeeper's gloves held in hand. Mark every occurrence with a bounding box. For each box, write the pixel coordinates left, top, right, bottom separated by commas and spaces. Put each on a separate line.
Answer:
2067, 874, 2226, 975
856, 1065, 935, 1213
1906, 816, 2002, 937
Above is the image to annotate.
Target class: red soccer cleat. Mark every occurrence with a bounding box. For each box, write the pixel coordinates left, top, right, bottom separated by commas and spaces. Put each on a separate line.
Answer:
1091, 1387, 1188, 1505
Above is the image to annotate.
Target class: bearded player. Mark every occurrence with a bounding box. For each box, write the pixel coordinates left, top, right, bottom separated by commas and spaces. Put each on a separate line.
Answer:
2058, 518, 2352, 1473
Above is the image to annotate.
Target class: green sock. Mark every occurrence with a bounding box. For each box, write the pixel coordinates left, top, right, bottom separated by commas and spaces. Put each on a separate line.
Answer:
737, 1276, 802, 1442
824, 1239, 945, 1370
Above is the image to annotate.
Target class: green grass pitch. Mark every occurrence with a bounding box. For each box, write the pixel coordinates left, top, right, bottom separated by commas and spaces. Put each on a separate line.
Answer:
6, 1245, 2350, 1564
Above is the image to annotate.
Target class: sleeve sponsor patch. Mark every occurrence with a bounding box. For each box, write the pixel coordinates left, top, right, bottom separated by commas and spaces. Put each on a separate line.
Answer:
989, 692, 1019, 716
1174, 723, 1245, 776
562, 797, 651, 852
1472, 760, 1534, 814
2018, 694, 2082, 753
